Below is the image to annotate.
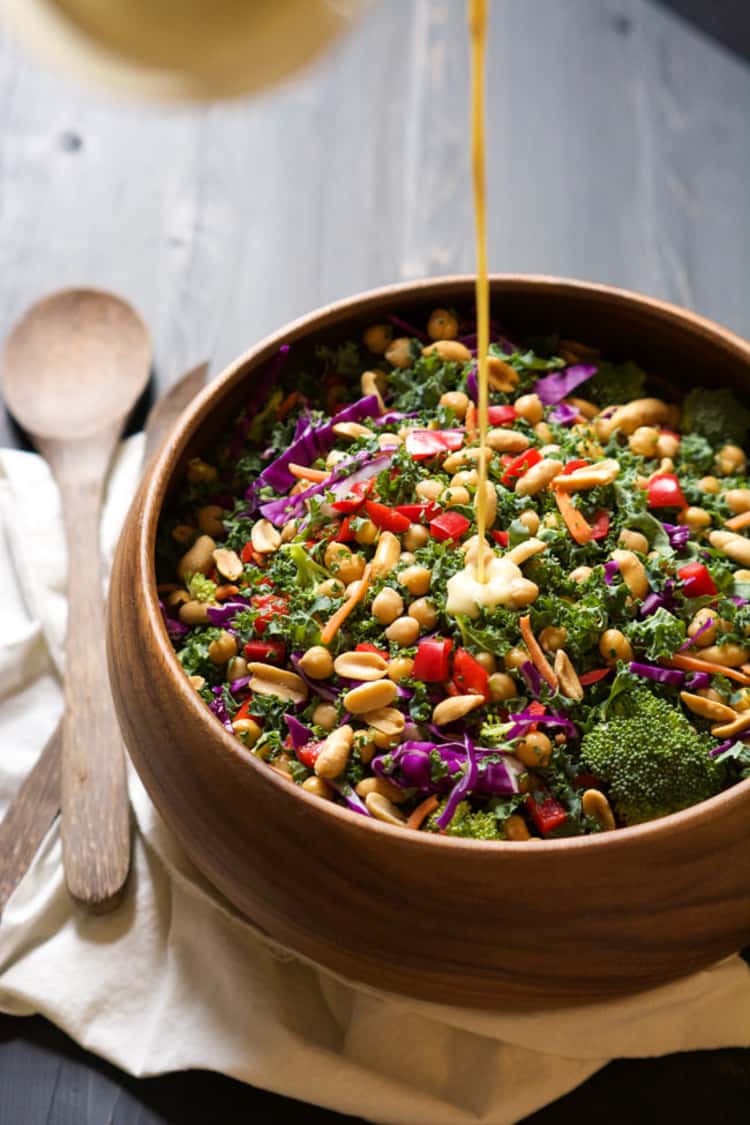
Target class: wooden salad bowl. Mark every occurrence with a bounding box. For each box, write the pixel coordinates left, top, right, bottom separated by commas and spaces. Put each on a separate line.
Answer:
108, 276, 750, 1009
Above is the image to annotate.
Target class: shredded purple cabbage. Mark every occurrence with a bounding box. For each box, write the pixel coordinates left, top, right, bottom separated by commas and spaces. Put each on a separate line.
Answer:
679, 617, 714, 651
387, 313, 428, 342
639, 592, 667, 618
629, 661, 685, 687
466, 366, 478, 404
158, 599, 189, 641
329, 781, 373, 816
534, 364, 597, 405
685, 672, 712, 691
604, 560, 620, 586
206, 598, 252, 627
284, 714, 314, 750
209, 687, 234, 731
519, 660, 543, 698
505, 712, 579, 740
259, 448, 391, 527
435, 735, 479, 830
661, 522, 691, 552
549, 402, 580, 427
709, 739, 746, 760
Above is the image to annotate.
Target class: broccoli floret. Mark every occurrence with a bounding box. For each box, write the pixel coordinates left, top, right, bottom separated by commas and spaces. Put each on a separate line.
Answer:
426, 800, 502, 840
580, 361, 646, 407
186, 572, 218, 603
579, 690, 725, 826
681, 386, 750, 448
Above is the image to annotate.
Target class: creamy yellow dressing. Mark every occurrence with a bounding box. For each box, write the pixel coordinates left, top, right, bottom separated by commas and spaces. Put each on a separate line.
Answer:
468, 0, 490, 583
446, 555, 539, 619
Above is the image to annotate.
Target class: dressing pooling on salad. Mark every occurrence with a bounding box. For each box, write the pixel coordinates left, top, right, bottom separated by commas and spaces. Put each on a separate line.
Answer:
157, 313, 750, 840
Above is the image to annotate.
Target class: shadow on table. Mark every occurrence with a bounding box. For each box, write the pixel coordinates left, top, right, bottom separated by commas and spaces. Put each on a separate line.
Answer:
2, 1006, 750, 1124
656, 0, 750, 63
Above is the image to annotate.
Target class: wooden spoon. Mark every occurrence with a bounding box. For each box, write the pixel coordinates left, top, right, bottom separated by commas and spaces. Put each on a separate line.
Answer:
1, 289, 151, 911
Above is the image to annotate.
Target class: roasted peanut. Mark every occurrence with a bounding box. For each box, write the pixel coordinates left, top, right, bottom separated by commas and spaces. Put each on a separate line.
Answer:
422, 339, 472, 364
505, 537, 548, 567
365, 791, 407, 825
343, 680, 398, 714
248, 663, 308, 704
554, 649, 583, 701
680, 691, 736, 723
333, 650, 388, 681
315, 725, 354, 779
610, 549, 649, 599
432, 694, 484, 726
582, 789, 616, 831
178, 600, 212, 625
371, 530, 401, 578
515, 459, 564, 497
486, 356, 519, 392
355, 776, 407, 804
251, 518, 281, 554
694, 643, 749, 668
361, 370, 385, 412
385, 336, 413, 368
709, 530, 750, 568
569, 565, 594, 584
213, 547, 243, 581
551, 459, 620, 491
594, 398, 671, 441
177, 534, 216, 581
486, 428, 530, 453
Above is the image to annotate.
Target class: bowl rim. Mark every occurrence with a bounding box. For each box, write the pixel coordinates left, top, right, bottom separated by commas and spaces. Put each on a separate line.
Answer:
137, 272, 750, 854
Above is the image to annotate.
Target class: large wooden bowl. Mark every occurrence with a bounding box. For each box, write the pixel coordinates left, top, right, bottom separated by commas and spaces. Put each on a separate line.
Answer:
108, 276, 750, 1009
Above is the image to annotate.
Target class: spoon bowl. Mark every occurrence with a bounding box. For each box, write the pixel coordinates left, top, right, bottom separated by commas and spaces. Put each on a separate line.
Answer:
2, 288, 151, 910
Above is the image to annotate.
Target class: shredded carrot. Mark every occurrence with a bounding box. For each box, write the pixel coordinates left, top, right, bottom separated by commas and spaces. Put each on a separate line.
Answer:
664, 653, 750, 686
215, 583, 239, 601
406, 794, 439, 831
725, 510, 750, 532
519, 614, 558, 691
288, 463, 330, 483
553, 487, 593, 545
465, 401, 477, 442
320, 563, 373, 645
277, 390, 300, 420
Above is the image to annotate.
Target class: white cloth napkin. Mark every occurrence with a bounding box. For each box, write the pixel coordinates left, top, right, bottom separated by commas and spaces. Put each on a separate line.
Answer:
1, 438, 750, 1125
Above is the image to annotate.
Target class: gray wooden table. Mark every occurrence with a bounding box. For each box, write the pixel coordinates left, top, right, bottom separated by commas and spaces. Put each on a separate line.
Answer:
1, 1, 749, 1121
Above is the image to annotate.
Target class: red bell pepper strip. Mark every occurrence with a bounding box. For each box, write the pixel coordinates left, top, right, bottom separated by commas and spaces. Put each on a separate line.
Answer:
527, 701, 547, 717
492, 530, 509, 547
647, 473, 687, 510
452, 648, 490, 700
243, 638, 286, 663
241, 541, 264, 565
500, 448, 542, 487
488, 405, 518, 426
579, 667, 612, 686
405, 430, 464, 459
356, 642, 387, 658
526, 794, 568, 836
395, 502, 441, 522
249, 594, 289, 635
429, 510, 471, 542
364, 500, 411, 533
331, 480, 373, 514
677, 562, 717, 598
412, 638, 453, 682
295, 740, 323, 770
589, 510, 610, 540
235, 698, 260, 723
334, 516, 355, 542
561, 458, 590, 475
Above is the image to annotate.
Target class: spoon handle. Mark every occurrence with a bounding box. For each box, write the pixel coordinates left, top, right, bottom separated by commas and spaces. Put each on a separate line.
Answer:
53, 443, 131, 910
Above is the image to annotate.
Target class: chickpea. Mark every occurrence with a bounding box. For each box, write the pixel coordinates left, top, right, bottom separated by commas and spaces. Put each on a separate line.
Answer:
302, 776, 334, 800
363, 323, 393, 354
452, 469, 478, 488
474, 652, 496, 674
439, 390, 469, 418
186, 457, 218, 484
628, 426, 660, 457
403, 523, 429, 552
298, 645, 335, 679
388, 656, 415, 683
197, 505, 225, 537
679, 506, 712, 533
399, 551, 416, 565
227, 656, 248, 681
599, 629, 633, 665
428, 307, 459, 340
372, 587, 405, 625
398, 565, 432, 596
687, 608, 720, 648
385, 336, 413, 369
504, 814, 531, 841
514, 731, 553, 768
408, 597, 438, 630
698, 475, 721, 494
618, 529, 649, 554
385, 615, 421, 645
656, 432, 681, 459
323, 542, 365, 584
312, 703, 338, 730
208, 630, 237, 665
326, 449, 348, 469
504, 646, 529, 671
167, 589, 191, 609
172, 524, 197, 546
442, 485, 471, 507
725, 489, 750, 514
416, 478, 444, 502
518, 510, 540, 535
232, 718, 262, 746
716, 444, 747, 476
514, 393, 544, 424
489, 672, 518, 701
534, 422, 553, 444
543, 512, 560, 530
316, 577, 345, 598
569, 565, 593, 584
539, 626, 567, 653
354, 519, 379, 545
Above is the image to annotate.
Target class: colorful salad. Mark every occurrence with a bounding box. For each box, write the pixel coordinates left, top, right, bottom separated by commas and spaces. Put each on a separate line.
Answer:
157, 307, 750, 840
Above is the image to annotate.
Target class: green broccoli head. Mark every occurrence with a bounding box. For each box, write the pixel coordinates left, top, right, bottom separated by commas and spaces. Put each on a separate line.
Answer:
580, 361, 646, 407
427, 800, 502, 840
681, 386, 750, 449
579, 690, 725, 826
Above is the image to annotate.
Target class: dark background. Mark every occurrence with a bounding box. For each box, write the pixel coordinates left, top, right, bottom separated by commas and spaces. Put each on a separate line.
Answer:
1, 0, 750, 1121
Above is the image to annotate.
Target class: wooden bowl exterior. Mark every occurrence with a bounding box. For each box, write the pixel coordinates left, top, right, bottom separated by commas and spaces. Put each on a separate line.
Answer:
108, 276, 750, 1008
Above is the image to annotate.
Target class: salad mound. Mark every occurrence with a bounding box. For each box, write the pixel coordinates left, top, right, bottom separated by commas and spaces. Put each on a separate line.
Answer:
157, 309, 750, 840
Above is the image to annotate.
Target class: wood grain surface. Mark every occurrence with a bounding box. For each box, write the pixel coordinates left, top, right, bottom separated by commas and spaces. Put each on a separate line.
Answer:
2, 0, 750, 1120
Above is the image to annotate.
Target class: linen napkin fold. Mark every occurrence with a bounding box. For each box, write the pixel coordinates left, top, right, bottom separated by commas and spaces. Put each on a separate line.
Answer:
1, 439, 749, 1125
